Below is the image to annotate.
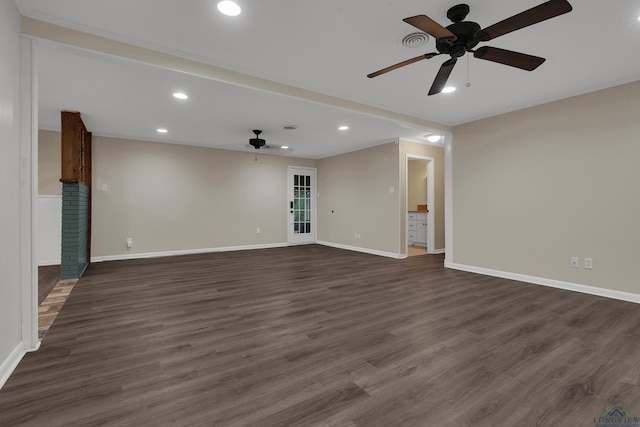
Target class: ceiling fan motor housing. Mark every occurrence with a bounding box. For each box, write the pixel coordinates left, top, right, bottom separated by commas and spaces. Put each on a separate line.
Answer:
249, 129, 265, 149
436, 20, 481, 57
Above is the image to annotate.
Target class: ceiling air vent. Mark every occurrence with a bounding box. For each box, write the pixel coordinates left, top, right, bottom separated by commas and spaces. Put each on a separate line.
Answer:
402, 32, 429, 48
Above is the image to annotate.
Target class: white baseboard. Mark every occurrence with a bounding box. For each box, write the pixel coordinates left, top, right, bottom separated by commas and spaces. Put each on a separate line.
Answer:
37, 260, 60, 267
430, 248, 445, 255
316, 241, 403, 259
91, 242, 289, 263
445, 261, 640, 305
0, 343, 26, 390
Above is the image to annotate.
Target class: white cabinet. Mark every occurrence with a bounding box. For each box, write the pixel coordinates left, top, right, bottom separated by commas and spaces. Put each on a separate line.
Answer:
408, 212, 428, 246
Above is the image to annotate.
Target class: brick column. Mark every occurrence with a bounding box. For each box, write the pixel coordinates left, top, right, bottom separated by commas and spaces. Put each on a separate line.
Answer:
61, 182, 89, 279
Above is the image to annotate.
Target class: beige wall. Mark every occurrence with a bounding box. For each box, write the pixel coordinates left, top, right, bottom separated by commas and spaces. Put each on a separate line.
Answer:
400, 140, 446, 252
38, 132, 445, 260
39, 132, 316, 258
92, 136, 316, 257
317, 142, 400, 255
451, 80, 640, 294
408, 160, 427, 210
38, 130, 62, 195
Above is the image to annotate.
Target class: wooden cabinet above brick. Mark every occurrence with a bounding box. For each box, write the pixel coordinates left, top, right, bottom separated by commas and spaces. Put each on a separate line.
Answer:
60, 110, 92, 185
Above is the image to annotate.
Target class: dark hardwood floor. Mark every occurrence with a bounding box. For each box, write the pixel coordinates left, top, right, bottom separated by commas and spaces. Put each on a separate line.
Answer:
2, 245, 640, 426
38, 265, 60, 305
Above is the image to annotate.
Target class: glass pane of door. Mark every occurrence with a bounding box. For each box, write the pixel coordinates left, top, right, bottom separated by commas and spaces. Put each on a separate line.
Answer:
288, 167, 316, 244
293, 173, 311, 235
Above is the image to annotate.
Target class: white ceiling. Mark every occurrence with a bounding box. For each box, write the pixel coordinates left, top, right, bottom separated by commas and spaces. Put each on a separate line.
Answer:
17, 0, 640, 159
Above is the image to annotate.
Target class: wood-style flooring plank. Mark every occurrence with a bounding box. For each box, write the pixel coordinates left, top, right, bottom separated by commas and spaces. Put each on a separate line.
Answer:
1, 245, 640, 426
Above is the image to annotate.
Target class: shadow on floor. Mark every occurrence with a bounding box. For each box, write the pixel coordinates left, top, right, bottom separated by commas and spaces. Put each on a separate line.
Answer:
38, 265, 60, 305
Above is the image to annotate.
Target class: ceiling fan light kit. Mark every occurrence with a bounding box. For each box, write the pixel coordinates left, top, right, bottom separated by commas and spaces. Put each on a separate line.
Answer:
368, 0, 573, 95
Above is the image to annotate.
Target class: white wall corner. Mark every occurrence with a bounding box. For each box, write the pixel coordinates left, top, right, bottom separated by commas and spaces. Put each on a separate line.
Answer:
444, 135, 453, 264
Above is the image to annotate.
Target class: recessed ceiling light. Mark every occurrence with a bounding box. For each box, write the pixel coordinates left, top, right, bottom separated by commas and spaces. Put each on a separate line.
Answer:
442, 86, 456, 94
426, 135, 442, 143
217, 1, 241, 16
157, 128, 168, 134
280, 145, 289, 149
338, 125, 349, 131
173, 92, 188, 100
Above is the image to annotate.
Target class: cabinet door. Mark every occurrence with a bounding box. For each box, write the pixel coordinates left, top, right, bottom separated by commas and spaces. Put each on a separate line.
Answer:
417, 221, 427, 244
415, 213, 427, 245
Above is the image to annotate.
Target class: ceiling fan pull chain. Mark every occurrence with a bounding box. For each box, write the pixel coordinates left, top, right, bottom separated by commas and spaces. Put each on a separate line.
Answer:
466, 54, 471, 88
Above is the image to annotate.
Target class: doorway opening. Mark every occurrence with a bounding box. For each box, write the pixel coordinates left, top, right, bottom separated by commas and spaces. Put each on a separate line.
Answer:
406, 155, 435, 256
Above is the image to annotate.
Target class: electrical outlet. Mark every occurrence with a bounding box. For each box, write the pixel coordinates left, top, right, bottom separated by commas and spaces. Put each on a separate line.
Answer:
584, 258, 593, 270
256, 227, 260, 234
570, 257, 579, 268
126, 237, 133, 248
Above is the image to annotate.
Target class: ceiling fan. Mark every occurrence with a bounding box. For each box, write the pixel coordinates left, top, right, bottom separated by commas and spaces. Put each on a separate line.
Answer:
367, 0, 573, 95
248, 129, 267, 149
246, 130, 293, 153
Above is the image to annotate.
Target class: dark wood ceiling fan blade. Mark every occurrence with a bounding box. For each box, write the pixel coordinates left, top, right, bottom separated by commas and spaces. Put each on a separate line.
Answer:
428, 58, 457, 95
473, 46, 545, 71
477, 0, 573, 41
403, 15, 457, 43
367, 53, 439, 78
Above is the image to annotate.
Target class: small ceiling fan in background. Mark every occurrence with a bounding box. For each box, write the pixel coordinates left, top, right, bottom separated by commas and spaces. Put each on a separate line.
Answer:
246, 130, 293, 153
368, 0, 573, 95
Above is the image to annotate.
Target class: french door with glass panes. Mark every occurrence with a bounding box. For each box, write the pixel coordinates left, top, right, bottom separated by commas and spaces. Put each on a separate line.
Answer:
288, 167, 316, 244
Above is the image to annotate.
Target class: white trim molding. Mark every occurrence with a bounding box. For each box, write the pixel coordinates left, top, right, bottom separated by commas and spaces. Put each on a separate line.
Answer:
445, 261, 640, 305
19, 35, 39, 352
91, 243, 289, 263
0, 344, 26, 390
317, 241, 405, 259
444, 134, 454, 266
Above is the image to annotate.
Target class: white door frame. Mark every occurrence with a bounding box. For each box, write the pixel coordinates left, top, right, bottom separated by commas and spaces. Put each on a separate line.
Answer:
287, 166, 317, 245
20, 36, 39, 351
405, 154, 435, 253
